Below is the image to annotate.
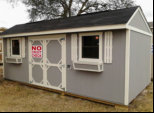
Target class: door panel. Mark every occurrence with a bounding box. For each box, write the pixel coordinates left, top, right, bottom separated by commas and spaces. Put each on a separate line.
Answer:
46, 39, 63, 89
32, 40, 43, 63
47, 67, 62, 87
29, 37, 66, 91
47, 40, 62, 64
32, 65, 43, 83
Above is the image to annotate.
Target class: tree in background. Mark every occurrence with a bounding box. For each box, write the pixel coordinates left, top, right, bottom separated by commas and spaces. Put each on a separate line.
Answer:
108, 0, 136, 10
23, 0, 109, 21
7, 0, 136, 22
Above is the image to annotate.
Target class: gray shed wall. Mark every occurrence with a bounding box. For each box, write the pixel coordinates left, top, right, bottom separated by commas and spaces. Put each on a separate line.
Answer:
129, 11, 151, 33
66, 30, 126, 105
3, 38, 29, 83
3, 30, 127, 105
129, 31, 151, 103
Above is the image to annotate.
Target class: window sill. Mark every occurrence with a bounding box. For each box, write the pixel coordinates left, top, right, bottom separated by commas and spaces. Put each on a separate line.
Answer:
73, 61, 104, 72
6, 57, 23, 64
74, 61, 103, 65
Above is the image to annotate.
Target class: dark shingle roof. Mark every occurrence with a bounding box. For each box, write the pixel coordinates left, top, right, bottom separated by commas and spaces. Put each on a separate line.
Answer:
1, 6, 139, 36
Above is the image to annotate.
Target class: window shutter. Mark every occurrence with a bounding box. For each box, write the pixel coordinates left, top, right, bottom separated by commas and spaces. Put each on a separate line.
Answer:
104, 32, 113, 63
7, 38, 11, 57
71, 34, 78, 62
21, 37, 26, 58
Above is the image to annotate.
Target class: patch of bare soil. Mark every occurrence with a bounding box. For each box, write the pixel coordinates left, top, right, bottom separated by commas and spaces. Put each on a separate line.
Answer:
0, 80, 153, 112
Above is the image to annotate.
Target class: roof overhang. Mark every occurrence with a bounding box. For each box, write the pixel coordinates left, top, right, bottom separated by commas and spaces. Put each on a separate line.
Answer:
1, 24, 127, 38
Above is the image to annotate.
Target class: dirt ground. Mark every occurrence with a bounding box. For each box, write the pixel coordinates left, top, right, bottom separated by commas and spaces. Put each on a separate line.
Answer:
0, 66, 153, 112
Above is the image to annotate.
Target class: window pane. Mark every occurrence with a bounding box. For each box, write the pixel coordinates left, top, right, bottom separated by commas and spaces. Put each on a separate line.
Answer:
82, 35, 99, 59
12, 40, 20, 55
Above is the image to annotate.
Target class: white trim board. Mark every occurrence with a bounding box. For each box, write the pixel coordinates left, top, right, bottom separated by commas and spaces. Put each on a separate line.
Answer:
127, 7, 152, 35
124, 30, 131, 106
138, 8, 153, 34
127, 25, 153, 37
71, 34, 78, 62
1, 24, 152, 39
104, 31, 113, 63
1, 24, 126, 38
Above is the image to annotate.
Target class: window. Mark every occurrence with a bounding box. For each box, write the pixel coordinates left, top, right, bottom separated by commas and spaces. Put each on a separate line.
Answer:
82, 35, 99, 59
11, 38, 21, 57
12, 40, 20, 55
79, 32, 102, 62
6, 38, 25, 64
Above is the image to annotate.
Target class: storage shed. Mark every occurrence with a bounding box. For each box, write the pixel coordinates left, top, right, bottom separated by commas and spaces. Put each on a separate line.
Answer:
0, 6, 152, 106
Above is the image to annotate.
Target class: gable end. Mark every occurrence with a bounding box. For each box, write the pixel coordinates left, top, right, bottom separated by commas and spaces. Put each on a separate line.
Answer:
127, 8, 152, 34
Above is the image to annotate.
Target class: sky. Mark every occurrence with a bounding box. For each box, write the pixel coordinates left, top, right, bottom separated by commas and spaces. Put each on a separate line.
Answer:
0, 0, 153, 28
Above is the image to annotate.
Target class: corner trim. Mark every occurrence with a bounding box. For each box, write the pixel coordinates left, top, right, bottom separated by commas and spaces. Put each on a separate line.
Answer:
124, 29, 131, 105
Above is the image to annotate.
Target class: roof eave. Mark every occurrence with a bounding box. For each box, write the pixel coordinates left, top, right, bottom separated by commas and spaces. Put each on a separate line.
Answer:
0, 24, 127, 38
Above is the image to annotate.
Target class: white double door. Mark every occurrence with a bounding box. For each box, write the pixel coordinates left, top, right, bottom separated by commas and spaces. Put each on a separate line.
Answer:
29, 36, 66, 91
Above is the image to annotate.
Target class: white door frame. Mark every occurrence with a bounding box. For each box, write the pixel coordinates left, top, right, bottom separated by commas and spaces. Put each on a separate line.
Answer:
28, 35, 66, 91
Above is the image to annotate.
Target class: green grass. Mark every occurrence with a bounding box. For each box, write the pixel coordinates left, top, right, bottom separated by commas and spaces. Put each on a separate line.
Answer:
0, 80, 153, 112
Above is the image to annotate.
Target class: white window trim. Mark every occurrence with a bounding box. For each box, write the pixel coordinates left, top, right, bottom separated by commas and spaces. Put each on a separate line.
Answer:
79, 32, 103, 63
10, 38, 22, 58
71, 34, 78, 62
104, 31, 113, 64
124, 29, 130, 106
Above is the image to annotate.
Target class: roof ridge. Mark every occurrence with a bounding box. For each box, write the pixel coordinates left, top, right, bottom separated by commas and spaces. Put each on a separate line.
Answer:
1, 6, 139, 36
25, 6, 139, 25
